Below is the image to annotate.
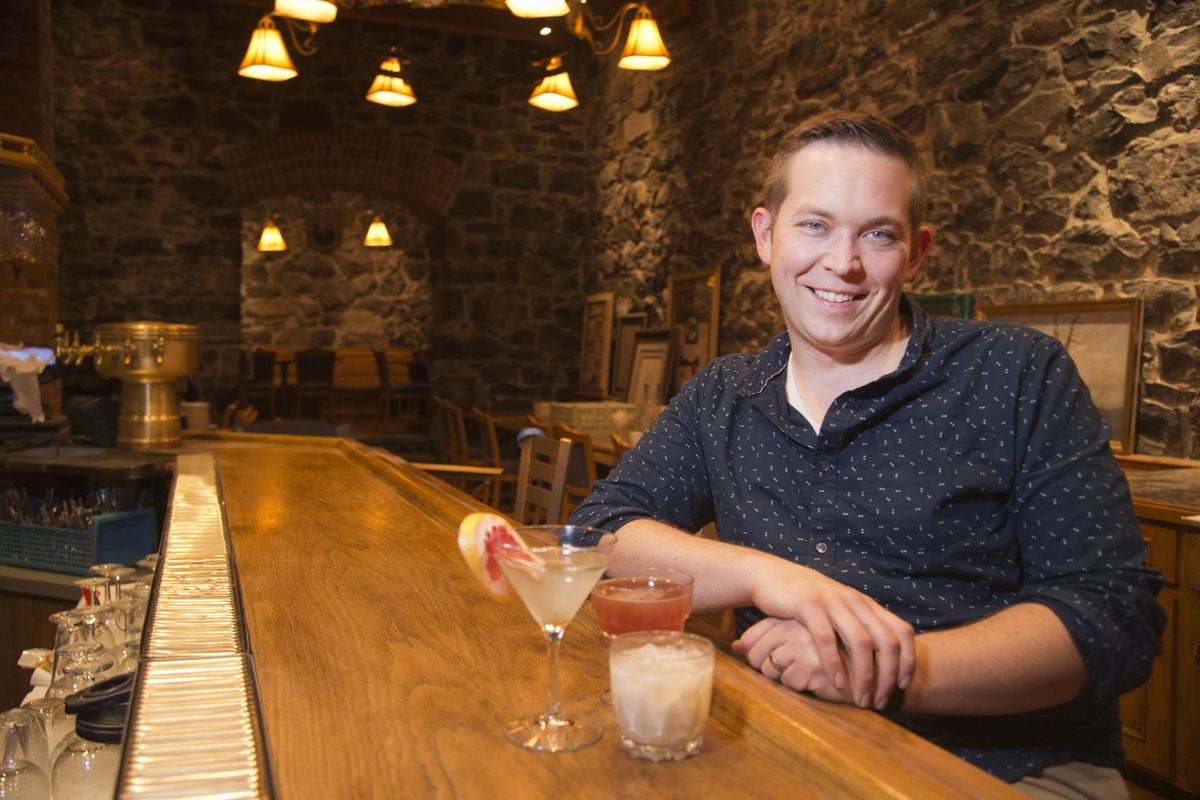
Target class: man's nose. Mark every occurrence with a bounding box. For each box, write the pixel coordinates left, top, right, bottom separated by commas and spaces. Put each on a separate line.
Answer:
821, 233, 864, 277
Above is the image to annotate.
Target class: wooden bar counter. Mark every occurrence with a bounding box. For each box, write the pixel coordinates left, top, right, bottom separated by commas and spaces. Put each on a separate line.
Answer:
124, 433, 1020, 799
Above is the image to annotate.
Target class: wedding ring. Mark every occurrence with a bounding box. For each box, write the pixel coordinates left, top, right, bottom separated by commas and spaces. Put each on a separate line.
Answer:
767, 647, 787, 673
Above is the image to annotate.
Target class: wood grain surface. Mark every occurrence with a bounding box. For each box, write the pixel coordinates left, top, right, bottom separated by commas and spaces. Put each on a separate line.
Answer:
194, 434, 1020, 799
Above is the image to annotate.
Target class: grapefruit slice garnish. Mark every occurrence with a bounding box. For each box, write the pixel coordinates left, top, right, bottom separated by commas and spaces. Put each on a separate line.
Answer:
457, 512, 542, 598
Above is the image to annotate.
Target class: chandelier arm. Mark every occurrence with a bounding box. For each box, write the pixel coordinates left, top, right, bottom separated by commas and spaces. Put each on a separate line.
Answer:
572, 1, 643, 56
276, 15, 320, 56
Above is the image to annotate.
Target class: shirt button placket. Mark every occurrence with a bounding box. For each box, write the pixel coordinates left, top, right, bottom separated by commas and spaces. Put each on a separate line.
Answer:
810, 451, 836, 567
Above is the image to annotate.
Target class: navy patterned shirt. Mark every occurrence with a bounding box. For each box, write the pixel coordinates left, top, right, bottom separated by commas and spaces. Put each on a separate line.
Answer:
571, 296, 1165, 781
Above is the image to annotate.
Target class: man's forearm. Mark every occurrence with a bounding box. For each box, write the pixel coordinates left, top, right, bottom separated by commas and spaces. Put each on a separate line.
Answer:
608, 517, 767, 612
903, 602, 1087, 715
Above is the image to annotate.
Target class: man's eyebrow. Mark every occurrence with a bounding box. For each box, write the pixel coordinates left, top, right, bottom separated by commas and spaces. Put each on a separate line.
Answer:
865, 215, 904, 228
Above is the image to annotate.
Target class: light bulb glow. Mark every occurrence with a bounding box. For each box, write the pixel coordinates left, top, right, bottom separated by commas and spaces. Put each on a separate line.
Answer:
505, 0, 569, 18
274, 0, 338, 23
528, 66, 579, 112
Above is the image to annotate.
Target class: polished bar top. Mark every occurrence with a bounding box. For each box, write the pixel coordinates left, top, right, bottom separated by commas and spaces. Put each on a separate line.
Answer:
172, 433, 1019, 799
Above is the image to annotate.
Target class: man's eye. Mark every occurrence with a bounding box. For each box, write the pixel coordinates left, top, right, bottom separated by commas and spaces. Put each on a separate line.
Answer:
800, 221, 826, 233
865, 229, 896, 241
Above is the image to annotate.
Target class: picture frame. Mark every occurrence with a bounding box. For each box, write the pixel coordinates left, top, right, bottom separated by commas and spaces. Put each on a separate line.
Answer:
579, 292, 614, 397
610, 312, 647, 400
976, 298, 1143, 454
627, 328, 676, 406
667, 266, 721, 394
913, 292, 974, 319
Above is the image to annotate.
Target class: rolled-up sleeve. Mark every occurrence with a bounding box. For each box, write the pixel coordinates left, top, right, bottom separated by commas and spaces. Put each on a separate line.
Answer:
1009, 338, 1165, 700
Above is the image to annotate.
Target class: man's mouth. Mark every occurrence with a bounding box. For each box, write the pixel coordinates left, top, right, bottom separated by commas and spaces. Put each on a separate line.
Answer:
812, 288, 858, 303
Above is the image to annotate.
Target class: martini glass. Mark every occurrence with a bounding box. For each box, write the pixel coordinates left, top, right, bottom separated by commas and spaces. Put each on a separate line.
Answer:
497, 524, 615, 753
591, 567, 694, 705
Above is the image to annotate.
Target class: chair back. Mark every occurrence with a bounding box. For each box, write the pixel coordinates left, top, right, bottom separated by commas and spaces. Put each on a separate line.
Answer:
610, 431, 632, 457
550, 422, 598, 516
247, 348, 276, 383
295, 348, 336, 383
432, 396, 469, 464
513, 435, 572, 525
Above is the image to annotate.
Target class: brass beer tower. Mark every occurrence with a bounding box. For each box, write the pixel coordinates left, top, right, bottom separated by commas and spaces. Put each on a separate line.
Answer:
55, 321, 201, 450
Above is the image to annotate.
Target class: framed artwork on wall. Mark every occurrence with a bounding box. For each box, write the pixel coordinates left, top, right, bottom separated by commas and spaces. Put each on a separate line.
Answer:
667, 266, 721, 394
579, 292, 614, 397
627, 328, 676, 406
976, 298, 1143, 454
610, 312, 647, 400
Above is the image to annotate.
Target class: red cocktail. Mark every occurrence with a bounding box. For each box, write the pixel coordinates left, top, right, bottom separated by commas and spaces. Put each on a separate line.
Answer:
592, 571, 694, 636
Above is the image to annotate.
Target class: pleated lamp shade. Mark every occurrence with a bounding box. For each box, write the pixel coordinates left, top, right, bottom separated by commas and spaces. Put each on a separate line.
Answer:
365, 57, 418, 107
238, 17, 298, 82
273, 0, 337, 23
257, 219, 287, 252
528, 59, 578, 112
617, 7, 670, 71
505, 0, 569, 18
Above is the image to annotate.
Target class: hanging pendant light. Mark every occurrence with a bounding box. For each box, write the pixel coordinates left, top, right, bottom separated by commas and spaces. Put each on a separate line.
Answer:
363, 216, 393, 247
505, 0, 569, 18
365, 56, 417, 107
617, 5, 670, 71
238, 16, 298, 82
257, 218, 287, 252
274, 0, 337, 23
528, 57, 578, 112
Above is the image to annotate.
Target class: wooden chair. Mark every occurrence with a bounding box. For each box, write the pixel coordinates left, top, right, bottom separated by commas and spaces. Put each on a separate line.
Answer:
375, 348, 431, 429
331, 348, 380, 423
610, 431, 633, 458
240, 348, 278, 419
513, 435, 572, 525
293, 348, 337, 420
550, 422, 598, 518
467, 408, 520, 509
411, 462, 504, 504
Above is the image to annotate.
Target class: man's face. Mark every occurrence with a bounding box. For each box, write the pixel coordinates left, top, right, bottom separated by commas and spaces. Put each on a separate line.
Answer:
751, 141, 932, 363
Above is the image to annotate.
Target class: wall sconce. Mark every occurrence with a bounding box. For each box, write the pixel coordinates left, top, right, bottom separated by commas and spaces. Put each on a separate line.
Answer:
274, 0, 338, 23
237, 4, 322, 83
257, 217, 287, 252
365, 53, 418, 107
362, 216, 393, 247
528, 56, 579, 112
255, 212, 393, 251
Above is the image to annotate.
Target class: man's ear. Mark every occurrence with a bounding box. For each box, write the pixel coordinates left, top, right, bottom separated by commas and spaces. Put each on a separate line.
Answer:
751, 207, 773, 265
906, 225, 933, 280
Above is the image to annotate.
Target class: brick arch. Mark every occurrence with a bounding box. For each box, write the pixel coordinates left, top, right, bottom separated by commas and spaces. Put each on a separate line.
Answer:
223, 133, 459, 218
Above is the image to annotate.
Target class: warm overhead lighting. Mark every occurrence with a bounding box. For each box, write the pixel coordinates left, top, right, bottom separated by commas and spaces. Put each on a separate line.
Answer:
539, 26, 552, 35
257, 219, 287, 252
365, 56, 417, 107
617, 5, 670, 70
528, 57, 578, 112
363, 216, 393, 247
505, 0, 569, 18
274, 0, 337, 23
238, 16, 298, 82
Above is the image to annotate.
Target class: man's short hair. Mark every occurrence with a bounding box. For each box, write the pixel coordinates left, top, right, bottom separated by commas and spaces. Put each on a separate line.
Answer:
761, 110, 926, 230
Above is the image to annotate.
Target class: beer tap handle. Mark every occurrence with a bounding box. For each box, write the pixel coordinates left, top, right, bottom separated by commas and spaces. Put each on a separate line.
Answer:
154, 333, 166, 365
123, 335, 134, 366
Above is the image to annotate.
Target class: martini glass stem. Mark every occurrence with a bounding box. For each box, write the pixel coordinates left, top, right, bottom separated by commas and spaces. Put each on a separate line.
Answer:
543, 626, 565, 722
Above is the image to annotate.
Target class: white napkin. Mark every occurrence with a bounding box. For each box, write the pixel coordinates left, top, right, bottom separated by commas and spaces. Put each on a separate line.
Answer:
0, 343, 54, 423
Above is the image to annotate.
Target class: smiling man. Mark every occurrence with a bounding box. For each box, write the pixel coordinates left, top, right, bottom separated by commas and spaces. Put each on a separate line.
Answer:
571, 111, 1163, 797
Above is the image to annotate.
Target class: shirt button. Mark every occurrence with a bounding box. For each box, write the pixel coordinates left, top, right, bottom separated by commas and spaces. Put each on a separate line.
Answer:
815, 542, 829, 554
819, 461, 831, 471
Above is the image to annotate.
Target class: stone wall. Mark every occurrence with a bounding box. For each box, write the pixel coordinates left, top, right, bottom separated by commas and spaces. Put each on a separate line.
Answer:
586, 0, 1200, 458
241, 192, 433, 350
51, 0, 589, 407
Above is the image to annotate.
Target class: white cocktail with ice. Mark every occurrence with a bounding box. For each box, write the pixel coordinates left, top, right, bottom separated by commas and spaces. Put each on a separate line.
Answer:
609, 631, 714, 761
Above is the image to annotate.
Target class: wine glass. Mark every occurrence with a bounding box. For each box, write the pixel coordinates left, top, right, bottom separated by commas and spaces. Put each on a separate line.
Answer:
0, 708, 51, 799
496, 525, 615, 753
590, 567, 694, 705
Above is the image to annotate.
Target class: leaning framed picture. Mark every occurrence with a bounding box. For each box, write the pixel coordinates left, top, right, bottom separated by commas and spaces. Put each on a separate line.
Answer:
627, 328, 675, 406
610, 312, 647, 400
667, 266, 721, 393
579, 292, 614, 397
913, 292, 974, 319
976, 298, 1143, 454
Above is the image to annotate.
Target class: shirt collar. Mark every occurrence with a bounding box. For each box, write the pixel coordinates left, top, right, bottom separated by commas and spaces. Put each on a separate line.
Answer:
738, 293, 933, 398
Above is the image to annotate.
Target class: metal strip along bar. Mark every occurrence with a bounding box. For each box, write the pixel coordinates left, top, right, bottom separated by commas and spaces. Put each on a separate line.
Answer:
117, 452, 274, 799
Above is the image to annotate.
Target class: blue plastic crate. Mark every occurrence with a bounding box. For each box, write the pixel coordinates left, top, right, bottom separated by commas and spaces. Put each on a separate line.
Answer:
0, 507, 156, 575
